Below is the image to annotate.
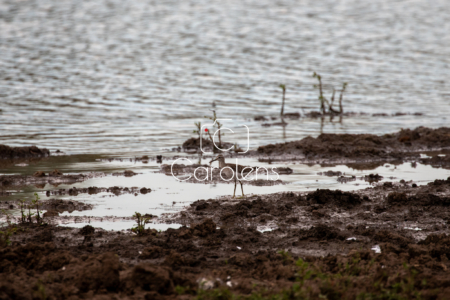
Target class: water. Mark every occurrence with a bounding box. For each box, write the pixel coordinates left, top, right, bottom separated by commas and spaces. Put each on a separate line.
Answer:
2, 155, 450, 229
1, 0, 449, 156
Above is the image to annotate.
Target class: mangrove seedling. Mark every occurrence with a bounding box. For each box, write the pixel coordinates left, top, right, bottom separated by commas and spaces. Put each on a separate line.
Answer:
313, 72, 348, 115
131, 212, 152, 235
339, 82, 348, 113
18, 199, 26, 224
204, 109, 224, 149
279, 84, 286, 116
193, 122, 202, 138
26, 203, 35, 224
1, 209, 13, 226
233, 143, 243, 153
32, 192, 43, 225
328, 88, 338, 113
0, 226, 17, 248
313, 72, 328, 114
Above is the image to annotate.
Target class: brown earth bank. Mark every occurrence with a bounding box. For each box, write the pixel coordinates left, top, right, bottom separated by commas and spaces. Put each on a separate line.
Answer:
0, 171, 140, 190
0, 145, 50, 160
2, 178, 450, 299
254, 126, 450, 160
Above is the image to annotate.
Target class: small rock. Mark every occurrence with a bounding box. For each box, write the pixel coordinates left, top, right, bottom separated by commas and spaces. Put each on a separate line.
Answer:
50, 169, 63, 176
33, 171, 46, 177
124, 170, 136, 177
43, 210, 59, 218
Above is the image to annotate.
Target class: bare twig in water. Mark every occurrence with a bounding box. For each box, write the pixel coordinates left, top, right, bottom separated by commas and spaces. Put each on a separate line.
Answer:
193, 122, 202, 138
279, 84, 286, 116
313, 72, 328, 114
328, 88, 339, 113
339, 82, 348, 114
205, 110, 224, 150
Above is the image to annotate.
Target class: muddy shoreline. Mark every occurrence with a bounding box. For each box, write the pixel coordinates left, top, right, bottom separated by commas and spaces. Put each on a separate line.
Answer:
2, 127, 450, 299
0, 145, 50, 160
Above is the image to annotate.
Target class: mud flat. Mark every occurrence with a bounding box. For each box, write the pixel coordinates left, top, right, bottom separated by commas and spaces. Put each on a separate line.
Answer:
2, 177, 450, 299
0, 145, 50, 160
253, 126, 450, 162
0, 173, 90, 188
0, 170, 140, 190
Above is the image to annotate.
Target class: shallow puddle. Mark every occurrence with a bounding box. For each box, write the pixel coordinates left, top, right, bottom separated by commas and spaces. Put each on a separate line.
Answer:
2, 154, 450, 230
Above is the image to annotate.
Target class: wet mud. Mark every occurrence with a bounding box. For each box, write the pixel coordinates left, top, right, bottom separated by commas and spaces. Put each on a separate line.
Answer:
43, 186, 152, 197
0, 172, 143, 193
2, 177, 450, 299
0, 173, 103, 189
254, 126, 450, 161
0, 145, 50, 160
0, 199, 93, 214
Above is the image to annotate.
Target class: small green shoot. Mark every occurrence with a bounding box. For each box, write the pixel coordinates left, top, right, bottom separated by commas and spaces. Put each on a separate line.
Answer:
131, 212, 152, 235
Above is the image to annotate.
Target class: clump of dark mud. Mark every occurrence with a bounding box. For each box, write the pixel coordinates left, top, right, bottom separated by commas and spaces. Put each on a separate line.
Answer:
0, 199, 93, 215
317, 170, 342, 176
44, 186, 152, 197
255, 126, 450, 159
0, 171, 142, 190
363, 173, 383, 182
182, 137, 212, 151
0, 144, 50, 159
307, 189, 364, 208
296, 224, 346, 241
181, 138, 237, 153
0, 173, 89, 187
387, 191, 450, 206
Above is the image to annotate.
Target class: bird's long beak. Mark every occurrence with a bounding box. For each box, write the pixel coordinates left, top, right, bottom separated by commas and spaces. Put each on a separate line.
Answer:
209, 157, 218, 164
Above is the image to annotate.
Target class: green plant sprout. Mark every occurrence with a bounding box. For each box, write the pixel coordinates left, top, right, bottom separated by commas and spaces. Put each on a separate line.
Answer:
0, 209, 17, 247
204, 109, 225, 149
131, 212, 152, 235
18, 199, 27, 224
193, 121, 202, 138
0, 226, 17, 247
313, 72, 348, 115
1, 209, 13, 226
339, 82, 348, 114
313, 72, 328, 114
32, 192, 43, 225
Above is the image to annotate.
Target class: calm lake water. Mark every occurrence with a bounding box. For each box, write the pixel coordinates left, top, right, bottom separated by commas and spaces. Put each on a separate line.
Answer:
1, 0, 449, 156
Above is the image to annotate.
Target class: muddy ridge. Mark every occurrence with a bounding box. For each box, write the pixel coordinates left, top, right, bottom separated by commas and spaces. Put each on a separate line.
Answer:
0, 171, 141, 189
44, 186, 152, 197
0, 173, 97, 188
254, 126, 450, 159
0, 199, 93, 214
0, 144, 50, 160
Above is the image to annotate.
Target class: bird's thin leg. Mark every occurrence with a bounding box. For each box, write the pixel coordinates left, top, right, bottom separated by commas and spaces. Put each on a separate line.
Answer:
240, 180, 245, 197
233, 180, 237, 198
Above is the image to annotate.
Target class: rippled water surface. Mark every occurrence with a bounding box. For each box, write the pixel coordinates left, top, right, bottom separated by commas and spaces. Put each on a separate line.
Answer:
1, 0, 449, 155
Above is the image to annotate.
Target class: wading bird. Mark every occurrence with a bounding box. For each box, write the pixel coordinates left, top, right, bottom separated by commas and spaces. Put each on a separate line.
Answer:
209, 153, 250, 198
